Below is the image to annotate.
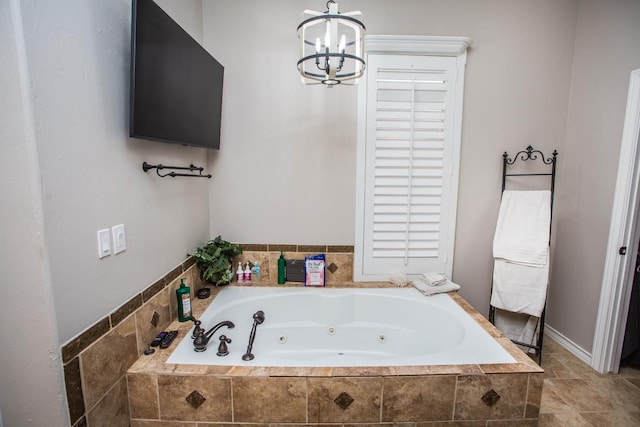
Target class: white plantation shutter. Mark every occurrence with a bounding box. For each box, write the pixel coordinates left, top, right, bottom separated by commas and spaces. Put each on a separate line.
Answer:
355, 38, 470, 281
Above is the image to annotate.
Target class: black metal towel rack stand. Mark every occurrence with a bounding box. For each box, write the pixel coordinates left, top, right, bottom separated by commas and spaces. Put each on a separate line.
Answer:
488, 145, 558, 365
142, 162, 212, 179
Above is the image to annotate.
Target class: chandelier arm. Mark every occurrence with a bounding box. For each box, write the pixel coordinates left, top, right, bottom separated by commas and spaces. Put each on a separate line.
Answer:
298, 53, 365, 65
297, 14, 366, 32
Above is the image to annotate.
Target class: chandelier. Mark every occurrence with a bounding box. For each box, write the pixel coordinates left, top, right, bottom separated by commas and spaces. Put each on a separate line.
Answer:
297, 1, 366, 87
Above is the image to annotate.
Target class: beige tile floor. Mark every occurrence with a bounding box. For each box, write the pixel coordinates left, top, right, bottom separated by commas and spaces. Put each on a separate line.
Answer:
539, 338, 640, 426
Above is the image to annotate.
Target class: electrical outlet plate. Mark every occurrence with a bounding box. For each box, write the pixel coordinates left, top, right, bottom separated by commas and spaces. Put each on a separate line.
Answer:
97, 229, 112, 258
112, 224, 126, 254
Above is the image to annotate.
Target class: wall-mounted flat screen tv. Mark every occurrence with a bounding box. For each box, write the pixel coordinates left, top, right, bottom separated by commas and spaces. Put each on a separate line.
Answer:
130, 0, 224, 150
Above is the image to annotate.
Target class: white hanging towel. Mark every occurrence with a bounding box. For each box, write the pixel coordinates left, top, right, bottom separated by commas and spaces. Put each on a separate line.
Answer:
493, 190, 551, 267
491, 190, 551, 318
491, 253, 549, 317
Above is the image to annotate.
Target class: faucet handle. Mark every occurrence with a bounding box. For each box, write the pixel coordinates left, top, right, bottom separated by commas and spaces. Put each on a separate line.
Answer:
191, 319, 203, 339
217, 334, 231, 356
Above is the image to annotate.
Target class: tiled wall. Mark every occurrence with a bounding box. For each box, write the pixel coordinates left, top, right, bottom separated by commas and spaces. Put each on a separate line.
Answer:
127, 371, 543, 424
61, 244, 354, 426
124, 286, 543, 426
61, 257, 203, 427
233, 244, 355, 285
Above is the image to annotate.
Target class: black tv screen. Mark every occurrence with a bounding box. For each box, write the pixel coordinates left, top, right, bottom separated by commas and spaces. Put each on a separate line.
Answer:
130, 0, 224, 149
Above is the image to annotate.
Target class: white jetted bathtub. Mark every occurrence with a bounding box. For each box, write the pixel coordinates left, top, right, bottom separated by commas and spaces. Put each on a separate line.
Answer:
167, 286, 516, 367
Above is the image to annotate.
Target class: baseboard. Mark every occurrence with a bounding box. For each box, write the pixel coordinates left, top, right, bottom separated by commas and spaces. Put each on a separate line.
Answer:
544, 324, 592, 366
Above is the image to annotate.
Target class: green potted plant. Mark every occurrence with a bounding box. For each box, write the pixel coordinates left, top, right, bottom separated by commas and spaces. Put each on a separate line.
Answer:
191, 236, 243, 286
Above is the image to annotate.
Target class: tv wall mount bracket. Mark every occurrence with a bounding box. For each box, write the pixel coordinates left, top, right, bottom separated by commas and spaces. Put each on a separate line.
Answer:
142, 162, 212, 179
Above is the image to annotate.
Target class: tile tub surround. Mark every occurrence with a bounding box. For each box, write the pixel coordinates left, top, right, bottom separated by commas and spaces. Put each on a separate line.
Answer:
232, 244, 355, 285
61, 257, 207, 427
127, 287, 543, 425
59, 243, 353, 426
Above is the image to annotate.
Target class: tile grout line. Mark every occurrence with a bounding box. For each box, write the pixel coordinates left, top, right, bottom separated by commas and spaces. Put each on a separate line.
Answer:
230, 376, 235, 423
154, 368, 160, 420
451, 374, 459, 421
77, 354, 87, 426
379, 378, 384, 422
124, 374, 133, 423
523, 373, 531, 419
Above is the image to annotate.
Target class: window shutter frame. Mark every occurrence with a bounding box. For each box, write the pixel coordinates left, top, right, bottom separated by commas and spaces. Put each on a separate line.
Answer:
354, 36, 472, 281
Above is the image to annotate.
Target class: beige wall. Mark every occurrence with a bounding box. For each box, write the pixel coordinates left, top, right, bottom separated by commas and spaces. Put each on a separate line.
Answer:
202, 0, 579, 315
21, 0, 210, 346
2, 1, 206, 425
548, 0, 640, 351
0, 1, 68, 424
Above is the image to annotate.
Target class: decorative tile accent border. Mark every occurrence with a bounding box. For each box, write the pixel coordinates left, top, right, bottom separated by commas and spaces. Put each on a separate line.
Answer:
109, 293, 143, 327
62, 357, 84, 423
327, 262, 339, 274
185, 389, 207, 409
334, 391, 355, 410
236, 243, 354, 253
61, 317, 111, 364
482, 388, 501, 407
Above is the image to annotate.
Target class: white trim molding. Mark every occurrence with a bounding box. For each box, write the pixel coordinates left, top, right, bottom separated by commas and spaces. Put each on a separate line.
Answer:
592, 69, 640, 373
365, 35, 473, 56
545, 325, 592, 366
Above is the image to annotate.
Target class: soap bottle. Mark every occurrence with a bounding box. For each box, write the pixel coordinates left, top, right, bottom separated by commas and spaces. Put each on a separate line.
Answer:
176, 278, 192, 322
277, 252, 286, 285
252, 261, 261, 283
244, 262, 252, 284
236, 261, 244, 284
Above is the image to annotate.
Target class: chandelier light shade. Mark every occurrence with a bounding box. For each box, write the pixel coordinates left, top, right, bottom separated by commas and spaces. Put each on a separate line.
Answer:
297, 1, 366, 87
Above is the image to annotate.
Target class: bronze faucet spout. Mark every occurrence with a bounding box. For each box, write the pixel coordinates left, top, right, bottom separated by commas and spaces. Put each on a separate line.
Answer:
193, 320, 235, 352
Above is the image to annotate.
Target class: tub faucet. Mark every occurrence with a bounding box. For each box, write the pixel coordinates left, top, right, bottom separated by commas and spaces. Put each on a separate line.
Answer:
242, 310, 265, 361
193, 320, 235, 352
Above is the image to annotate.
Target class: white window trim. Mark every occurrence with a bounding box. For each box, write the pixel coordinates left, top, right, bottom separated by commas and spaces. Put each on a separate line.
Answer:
354, 35, 472, 282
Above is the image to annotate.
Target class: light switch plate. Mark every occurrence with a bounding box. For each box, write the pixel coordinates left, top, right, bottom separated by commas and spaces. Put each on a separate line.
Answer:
97, 229, 112, 258
112, 224, 126, 254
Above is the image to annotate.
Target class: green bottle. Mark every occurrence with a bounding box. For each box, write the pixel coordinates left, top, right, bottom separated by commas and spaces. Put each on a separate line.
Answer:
176, 278, 192, 322
277, 252, 286, 285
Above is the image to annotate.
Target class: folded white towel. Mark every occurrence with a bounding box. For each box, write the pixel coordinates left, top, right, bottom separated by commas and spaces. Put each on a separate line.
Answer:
493, 190, 551, 267
490, 251, 550, 317
422, 272, 447, 286
412, 278, 460, 296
